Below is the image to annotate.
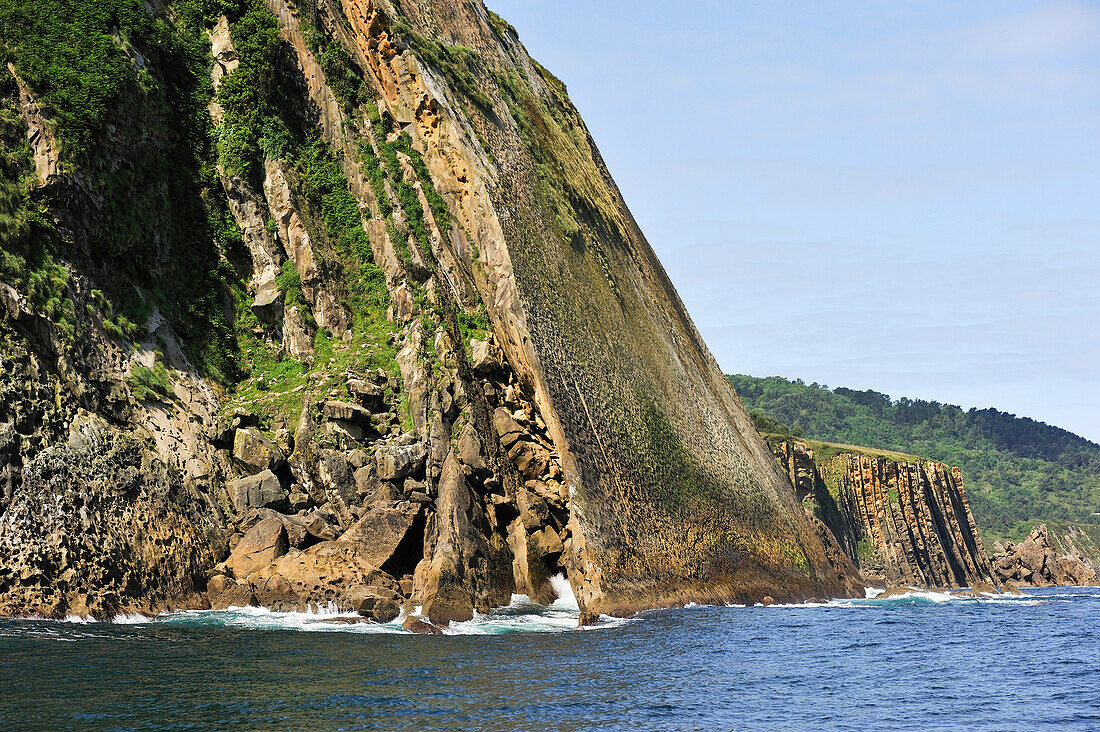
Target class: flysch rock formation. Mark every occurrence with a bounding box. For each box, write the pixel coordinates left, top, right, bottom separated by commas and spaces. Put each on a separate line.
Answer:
769, 439, 995, 589
990, 525, 1098, 588
0, 0, 862, 625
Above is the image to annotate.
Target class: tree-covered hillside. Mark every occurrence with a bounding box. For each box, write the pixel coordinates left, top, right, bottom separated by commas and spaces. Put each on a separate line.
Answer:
729, 374, 1100, 542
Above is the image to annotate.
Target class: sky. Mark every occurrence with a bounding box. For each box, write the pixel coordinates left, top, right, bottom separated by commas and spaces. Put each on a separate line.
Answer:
487, 0, 1100, 442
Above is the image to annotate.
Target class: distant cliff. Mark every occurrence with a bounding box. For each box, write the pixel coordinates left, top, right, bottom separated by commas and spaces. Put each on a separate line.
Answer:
990, 525, 1098, 587
769, 438, 994, 589
0, 0, 859, 621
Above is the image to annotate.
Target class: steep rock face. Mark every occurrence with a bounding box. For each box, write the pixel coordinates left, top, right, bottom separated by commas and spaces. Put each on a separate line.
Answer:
990, 525, 1098, 587
0, 417, 221, 618
771, 439, 994, 589
351, 0, 862, 613
0, 0, 861, 620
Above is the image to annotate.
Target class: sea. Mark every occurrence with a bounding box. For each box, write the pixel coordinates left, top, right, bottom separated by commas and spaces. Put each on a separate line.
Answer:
1, 578, 1097, 731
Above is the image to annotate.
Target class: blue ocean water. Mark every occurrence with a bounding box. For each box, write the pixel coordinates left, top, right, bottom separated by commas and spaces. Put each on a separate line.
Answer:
1, 585, 1098, 731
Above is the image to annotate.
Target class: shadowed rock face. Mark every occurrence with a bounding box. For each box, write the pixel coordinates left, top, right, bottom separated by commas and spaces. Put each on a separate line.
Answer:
771, 439, 994, 589
0, 0, 862, 621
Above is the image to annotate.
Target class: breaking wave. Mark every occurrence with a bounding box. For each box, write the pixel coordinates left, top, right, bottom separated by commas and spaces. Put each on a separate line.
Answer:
40, 574, 628, 635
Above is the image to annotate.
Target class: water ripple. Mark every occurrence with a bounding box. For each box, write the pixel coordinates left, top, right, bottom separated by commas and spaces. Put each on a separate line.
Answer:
0, 587, 1097, 730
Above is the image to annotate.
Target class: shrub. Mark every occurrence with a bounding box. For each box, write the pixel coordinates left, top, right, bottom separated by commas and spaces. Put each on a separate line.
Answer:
128, 362, 173, 402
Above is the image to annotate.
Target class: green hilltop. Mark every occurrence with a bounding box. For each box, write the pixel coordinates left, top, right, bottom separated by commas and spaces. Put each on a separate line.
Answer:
730, 374, 1100, 544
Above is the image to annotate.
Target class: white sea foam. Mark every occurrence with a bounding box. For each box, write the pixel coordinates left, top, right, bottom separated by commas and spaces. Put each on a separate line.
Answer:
157, 603, 408, 634
137, 575, 620, 635
549, 573, 580, 612
761, 587, 1043, 609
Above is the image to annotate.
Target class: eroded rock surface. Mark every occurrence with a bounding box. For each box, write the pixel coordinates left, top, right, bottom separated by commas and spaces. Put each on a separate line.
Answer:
990, 525, 1099, 587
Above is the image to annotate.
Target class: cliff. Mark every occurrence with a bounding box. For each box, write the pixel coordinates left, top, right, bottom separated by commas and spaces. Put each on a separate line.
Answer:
769, 438, 995, 589
0, 0, 860, 622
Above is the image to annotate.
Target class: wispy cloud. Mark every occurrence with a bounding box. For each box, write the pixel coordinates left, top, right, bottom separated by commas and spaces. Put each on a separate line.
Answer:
962, 1, 1100, 58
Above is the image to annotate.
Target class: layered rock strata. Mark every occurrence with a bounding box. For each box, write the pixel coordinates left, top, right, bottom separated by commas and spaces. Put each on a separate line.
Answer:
771, 439, 994, 588
0, 0, 862, 622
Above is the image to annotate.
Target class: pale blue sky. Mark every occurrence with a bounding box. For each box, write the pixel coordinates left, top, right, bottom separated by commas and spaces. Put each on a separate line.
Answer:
487, 0, 1100, 442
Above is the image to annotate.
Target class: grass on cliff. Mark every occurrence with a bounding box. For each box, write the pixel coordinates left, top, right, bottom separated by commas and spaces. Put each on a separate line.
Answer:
211, 4, 411, 433
764, 434, 925, 465
127, 362, 174, 403
0, 0, 243, 380
391, 19, 491, 113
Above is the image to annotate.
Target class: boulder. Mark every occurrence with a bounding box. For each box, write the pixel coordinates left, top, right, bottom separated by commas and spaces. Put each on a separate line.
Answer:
402, 615, 444, 635
339, 504, 421, 572
232, 428, 286, 475
348, 585, 402, 622
456, 424, 487, 474
228, 470, 287, 513
303, 510, 339, 541
492, 407, 524, 449
242, 508, 310, 548
470, 339, 502, 375
250, 277, 284, 323
403, 477, 428, 496
322, 420, 364, 449
354, 464, 379, 500
508, 440, 550, 481
323, 400, 372, 426
347, 449, 370, 469
245, 541, 400, 612
346, 379, 385, 411
287, 490, 311, 512
375, 443, 427, 481
529, 526, 564, 558
226, 518, 289, 579
516, 487, 551, 532
317, 451, 357, 505
207, 575, 257, 610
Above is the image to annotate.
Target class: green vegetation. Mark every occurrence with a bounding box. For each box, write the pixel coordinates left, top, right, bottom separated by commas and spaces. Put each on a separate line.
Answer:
128, 362, 173, 402
0, 0, 156, 163
216, 0, 291, 186
750, 411, 803, 438
731, 374, 1100, 542
856, 539, 876, 564
0, 75, 72, 334
485, 9, 518, 41
297, 2, 367, 113
1, 0, 242, 379
293, 139, 392, 331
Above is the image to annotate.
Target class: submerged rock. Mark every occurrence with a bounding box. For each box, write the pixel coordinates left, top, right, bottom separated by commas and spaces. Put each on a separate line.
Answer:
402, 615, 444, 635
